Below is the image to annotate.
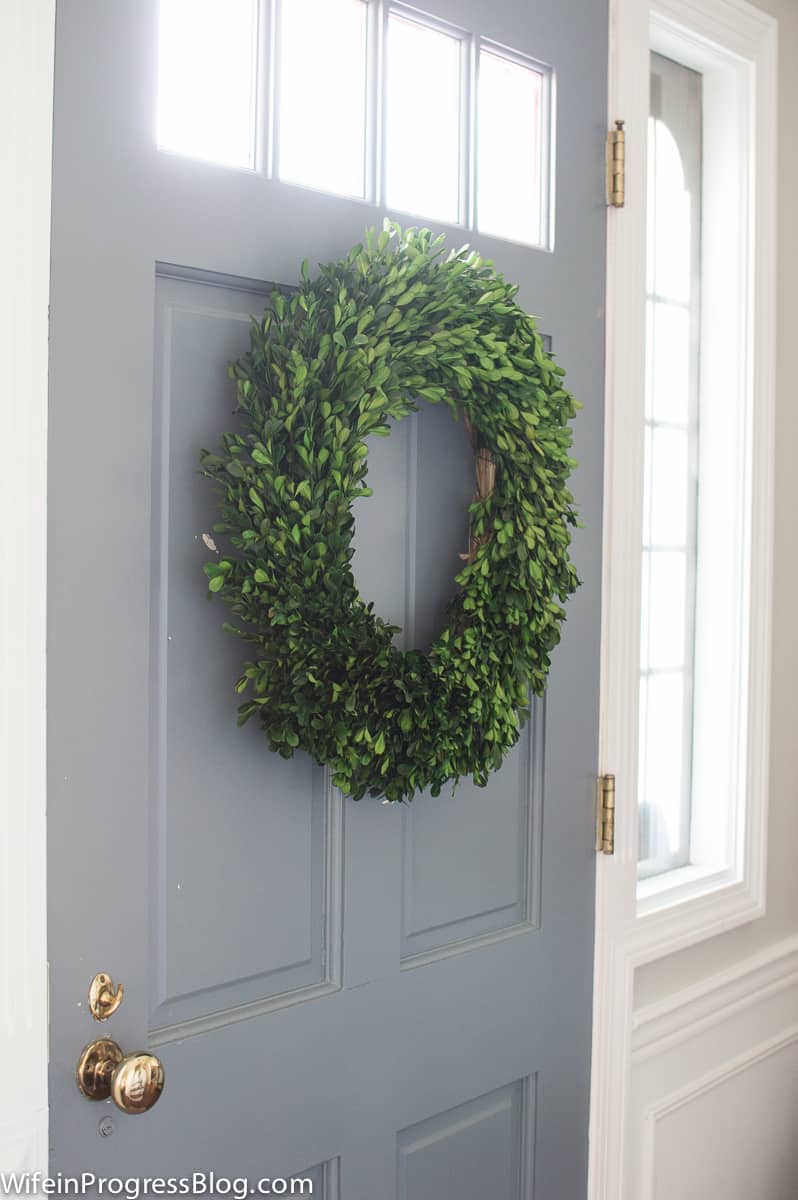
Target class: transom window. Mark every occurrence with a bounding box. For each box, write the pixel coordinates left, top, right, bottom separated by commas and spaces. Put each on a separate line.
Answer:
276, 0, 370, 199
156, 0, 553, 249
157, 0, 260, 170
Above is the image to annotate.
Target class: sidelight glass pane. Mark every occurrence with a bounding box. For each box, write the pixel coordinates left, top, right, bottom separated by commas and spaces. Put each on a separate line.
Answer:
645, 551, 688, 670
648, 426, 689, 546
638, 672, 688, 870
477, 48, 546, 246
157, 0, 259, 168
638, 53, 702, 881
647, 115, 692, 302
277, 0, 368, 198
648, 302, 691, 424
385, 14, 463, 225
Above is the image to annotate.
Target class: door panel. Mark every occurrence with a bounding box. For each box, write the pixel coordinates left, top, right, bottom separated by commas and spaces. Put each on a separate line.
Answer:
149, 273, 339, 1036
396, 1078, 535, 1200
48, 1, 607, 1195
400, 702, 543, 962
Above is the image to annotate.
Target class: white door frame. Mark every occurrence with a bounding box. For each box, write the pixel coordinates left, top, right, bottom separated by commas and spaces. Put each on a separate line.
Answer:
0, 0, 54, 1174
588, 0, 777, 1196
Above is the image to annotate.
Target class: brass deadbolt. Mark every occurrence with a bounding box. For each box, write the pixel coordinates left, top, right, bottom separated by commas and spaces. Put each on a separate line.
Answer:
76, 1038, 164, 1115
88, 973, 125, 1021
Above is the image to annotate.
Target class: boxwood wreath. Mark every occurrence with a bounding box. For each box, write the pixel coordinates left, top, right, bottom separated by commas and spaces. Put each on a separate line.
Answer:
200, 225, 579, 803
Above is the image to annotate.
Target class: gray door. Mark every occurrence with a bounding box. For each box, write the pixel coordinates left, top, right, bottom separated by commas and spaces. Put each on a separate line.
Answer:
48, 1, 607, 1196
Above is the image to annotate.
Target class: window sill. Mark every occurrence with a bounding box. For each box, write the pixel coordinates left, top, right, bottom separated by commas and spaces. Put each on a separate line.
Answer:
637, 861, 731, 913
630, 861, 765, 965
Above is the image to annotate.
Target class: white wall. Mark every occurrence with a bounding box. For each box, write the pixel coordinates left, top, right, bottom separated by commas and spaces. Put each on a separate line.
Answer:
651, 1047, 798, 1200
630, 936, 798, 1196
629, 0, 798, 1194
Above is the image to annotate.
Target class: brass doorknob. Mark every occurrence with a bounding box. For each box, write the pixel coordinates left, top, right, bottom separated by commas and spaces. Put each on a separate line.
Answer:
76, 1038, 164, 1114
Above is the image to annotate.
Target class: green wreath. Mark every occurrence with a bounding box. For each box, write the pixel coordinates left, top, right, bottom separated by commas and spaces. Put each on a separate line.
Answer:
200, 225, 579, 803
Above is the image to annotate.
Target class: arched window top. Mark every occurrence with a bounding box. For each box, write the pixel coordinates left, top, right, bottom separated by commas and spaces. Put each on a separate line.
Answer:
647, 113, 693, 305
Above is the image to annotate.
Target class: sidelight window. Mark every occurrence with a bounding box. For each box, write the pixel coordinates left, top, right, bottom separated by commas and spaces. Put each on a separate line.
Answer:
638, 54, 701, 880
634, 16, 773, 918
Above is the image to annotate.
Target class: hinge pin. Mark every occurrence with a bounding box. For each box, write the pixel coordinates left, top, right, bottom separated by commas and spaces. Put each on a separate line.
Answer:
608, 120, 626, 208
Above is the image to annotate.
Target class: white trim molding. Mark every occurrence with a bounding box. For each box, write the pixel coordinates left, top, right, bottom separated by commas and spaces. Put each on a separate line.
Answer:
590, 0, 777, 1196
0, 0, 54, 1175
630, 935, 798, 1198
637, 1028, 798, 1200
632, 932, 798, 1060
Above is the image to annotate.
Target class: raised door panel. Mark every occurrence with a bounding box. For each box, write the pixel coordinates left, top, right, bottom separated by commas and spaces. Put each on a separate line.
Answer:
400, 702, 543, 963
149, 272, 343, 1037
397, 1077, 536, 1200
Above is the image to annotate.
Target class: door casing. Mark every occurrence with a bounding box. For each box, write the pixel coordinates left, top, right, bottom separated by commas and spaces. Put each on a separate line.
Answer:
589, 1, 777, 1197
0, 0, 54, 1174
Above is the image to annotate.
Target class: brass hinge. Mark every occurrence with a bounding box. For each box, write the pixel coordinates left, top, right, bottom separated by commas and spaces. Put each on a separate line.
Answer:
607, 120, 626, 207
597, 773, 616, 855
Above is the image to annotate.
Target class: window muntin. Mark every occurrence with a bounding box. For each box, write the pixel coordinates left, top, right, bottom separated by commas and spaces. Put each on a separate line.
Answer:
638, 53, 702, 880
157, 0, 259, 169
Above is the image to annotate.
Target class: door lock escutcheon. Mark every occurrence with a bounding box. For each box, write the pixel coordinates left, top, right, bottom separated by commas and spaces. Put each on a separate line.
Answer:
76, 1038, 164, 1115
